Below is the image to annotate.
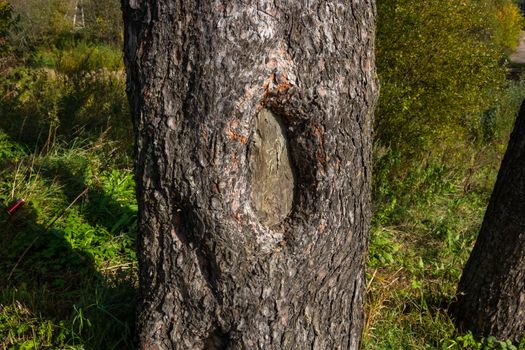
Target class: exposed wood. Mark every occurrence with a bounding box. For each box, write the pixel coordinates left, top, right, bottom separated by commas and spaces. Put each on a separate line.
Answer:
249, 108, 294, 226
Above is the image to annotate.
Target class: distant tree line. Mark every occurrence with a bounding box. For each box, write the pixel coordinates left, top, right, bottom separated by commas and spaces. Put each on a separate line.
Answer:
8, 0, 122, 52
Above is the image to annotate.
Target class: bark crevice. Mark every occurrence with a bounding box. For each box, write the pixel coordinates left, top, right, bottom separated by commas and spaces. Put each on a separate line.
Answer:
204, 328, 231, 350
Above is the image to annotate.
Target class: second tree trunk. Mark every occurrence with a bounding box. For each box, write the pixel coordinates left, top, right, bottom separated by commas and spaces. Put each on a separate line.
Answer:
454, 100, 525, 341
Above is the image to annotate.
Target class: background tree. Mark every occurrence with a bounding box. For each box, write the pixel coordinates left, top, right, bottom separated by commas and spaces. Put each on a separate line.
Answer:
122, 0, 378, 348
83, 0, 123, 45
9, 0, 70, 51
453, 100, 525, 341
370, 0, 523, 249
8, 0, 122, 51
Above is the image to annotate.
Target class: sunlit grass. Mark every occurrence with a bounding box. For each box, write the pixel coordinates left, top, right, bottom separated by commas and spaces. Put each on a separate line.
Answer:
0, 132, 136, 349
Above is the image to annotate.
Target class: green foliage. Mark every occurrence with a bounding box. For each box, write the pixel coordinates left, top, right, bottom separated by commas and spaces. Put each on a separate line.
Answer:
376, 0, 521, 155
475, 80, 525, 144
366, 78, 525, 348
9, 0, 71, 52
444, 332, 524, 349
28, 42, 123, 73
368, 226, 400, 268
55, 43, 123, 74
365, 149, 504, 348
0, 132, 25, 159
0, 0, 12, 53
82, 0, 123, 45
9, 0, 122, 48
494, 1, 524, 52
368, 2, 525, 345
0, 0, 16, 71
0, 1, 133, 348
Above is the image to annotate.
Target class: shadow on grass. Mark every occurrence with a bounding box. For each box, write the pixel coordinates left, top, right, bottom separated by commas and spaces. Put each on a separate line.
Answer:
0, 192, 136, 349
0, 56, 136, 348
39, 159, 138, 238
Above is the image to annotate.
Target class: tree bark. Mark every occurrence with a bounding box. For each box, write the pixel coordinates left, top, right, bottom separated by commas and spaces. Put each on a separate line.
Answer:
122, 1, 378, 349
454, 100, 525, 341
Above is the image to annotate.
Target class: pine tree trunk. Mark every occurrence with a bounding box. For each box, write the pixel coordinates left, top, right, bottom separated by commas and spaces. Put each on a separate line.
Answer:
122, 1, 378, 348
454, 101, 525, 341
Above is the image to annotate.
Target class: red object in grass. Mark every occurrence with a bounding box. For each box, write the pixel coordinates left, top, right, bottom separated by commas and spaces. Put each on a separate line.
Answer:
7, 198, 25, 215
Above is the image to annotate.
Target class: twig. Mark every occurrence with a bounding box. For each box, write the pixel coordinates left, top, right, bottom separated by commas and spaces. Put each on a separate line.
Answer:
366, 269, 378, 292
100, 262, 135, 271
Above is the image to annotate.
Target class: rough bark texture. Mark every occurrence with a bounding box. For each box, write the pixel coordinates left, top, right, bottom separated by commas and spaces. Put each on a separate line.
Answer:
454, 101, 525, 341
122, 1, 378, 349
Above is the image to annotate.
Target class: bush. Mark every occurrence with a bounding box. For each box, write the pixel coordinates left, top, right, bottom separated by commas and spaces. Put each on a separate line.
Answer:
83, 0, 123, 46
8, 0, 123, 58
366, 3, 525, 346
494, 0, 524, 52
0, 1, 12, 52
375, 0, 522, 156
55, 42, 123, 74
9, 0, 71, 52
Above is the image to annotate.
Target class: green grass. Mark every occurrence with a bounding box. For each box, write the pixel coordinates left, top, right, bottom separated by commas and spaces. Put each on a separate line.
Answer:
362, 77, 525, 349
363, 140, 525, 349
0, 131, 136, 349
0, 95, 523, 350
0, 114, 521, 349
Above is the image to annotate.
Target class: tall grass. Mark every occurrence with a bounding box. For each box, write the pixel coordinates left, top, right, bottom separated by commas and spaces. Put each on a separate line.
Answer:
0, 28, 136, 347
0, 132, 136, 349
0, 2, 134, 348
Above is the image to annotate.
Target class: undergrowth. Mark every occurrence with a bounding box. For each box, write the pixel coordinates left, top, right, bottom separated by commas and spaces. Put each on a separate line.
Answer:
2, 80, 525, 349
363, 79, 525, 349
0, 132, 136, 349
